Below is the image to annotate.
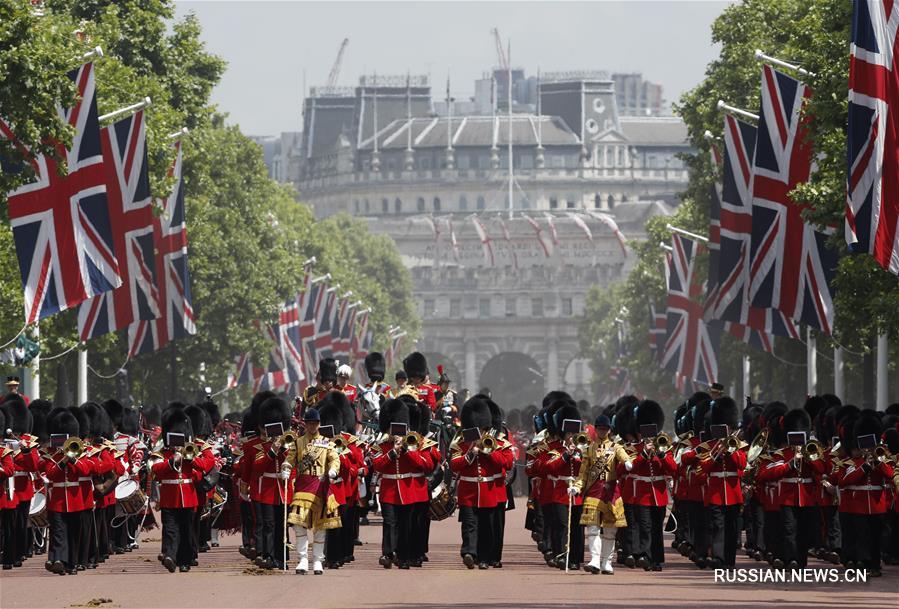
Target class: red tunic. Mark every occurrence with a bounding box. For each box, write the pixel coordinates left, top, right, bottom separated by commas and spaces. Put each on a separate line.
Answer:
837, 457, 894, 515
450, 441, 513, 508
371, 440, 431, 505
762, 447, 825, 507
41, 452, 94, 513
698, 442, 747, 506
616, 442, 675, 507
151, 449, 204, 509
12, 439, 39, 505
251, 441, 294, 505
0, 449, 16, 510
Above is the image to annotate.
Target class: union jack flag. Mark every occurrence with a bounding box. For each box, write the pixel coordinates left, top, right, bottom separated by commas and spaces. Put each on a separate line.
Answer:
78, 110, 158, 340
252, 320, 289, 391
278, 299, 305, 384
708, 117, 798, 346
385, 331, 406, 370
748, 65, 837, 334
314, 287, 338, 361
648, 303, 666, 361
227, 353, 252, 389
128, 141, 196, 356
335, 301, 357, 361
2, 62, 121, 323
662, 234, 720, 386
845, 1, 899, 275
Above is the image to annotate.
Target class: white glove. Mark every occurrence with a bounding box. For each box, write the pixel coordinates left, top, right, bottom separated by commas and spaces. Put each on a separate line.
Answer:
279, 465, 292, 480
566, 486, 579, 497
328, 469, 339, 480
624, 459, 634, 472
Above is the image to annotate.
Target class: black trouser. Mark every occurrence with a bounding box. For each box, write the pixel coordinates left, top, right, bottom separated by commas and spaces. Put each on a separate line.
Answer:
673, 499, 689, 547
48, 511, 81, 569
840, 512, 883, 570
781, 505, 817, 566
15, 500, 30, 562
380, 503, 413, 563
254, 502, 287, 566
763, 509, 782, 560
77, 508, 95, 566
620, 502, 638, 557
1, 507, 15, 566
240, 501, 255, 549
161, 507, 194, 567
495, 504, 506, 562
542, 502, 584, 565
707, 504, 740, 567
887, 511, 899, 559
459, 505, 499, 563
746, 498, 765, 551
325, 505, 345, 563
821, 505, 841, 552
633, 505, 666, 565
95, 505, 110, 560
412, 502, 429, 561
684, 499, 708, 558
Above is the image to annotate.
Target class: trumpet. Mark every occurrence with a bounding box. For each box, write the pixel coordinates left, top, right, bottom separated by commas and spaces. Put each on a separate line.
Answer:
278, 430, 299, 451
404, 432, 421, 450
747, 429, 768, 464
802, 439, 825, 461
63, 437, 85, 461
654, 432, 673, 454
874, 444, 893, 463
574, 432, 592, 452
479, 434, 497, 454
181, 442, 200, 461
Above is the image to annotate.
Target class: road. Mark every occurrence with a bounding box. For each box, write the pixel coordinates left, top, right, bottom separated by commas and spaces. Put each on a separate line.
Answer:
1, 507, 896, 609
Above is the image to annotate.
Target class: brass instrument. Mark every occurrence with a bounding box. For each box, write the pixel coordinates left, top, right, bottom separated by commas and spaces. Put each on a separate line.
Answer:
478, 434, 496, 454
654, 432, 673, 454
181, 442, 200, 461
145, 452, 164, 469
278, 430, 299, 451
63, 437, 85, 461
802, 439, 825, 461
574, 432, 592, 452
874, 444, 892, 463
747, 429, 768, 464
404, 432, 421, 450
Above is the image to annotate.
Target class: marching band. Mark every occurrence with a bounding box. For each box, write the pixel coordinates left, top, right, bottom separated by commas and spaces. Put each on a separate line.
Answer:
1, 356, 897, 580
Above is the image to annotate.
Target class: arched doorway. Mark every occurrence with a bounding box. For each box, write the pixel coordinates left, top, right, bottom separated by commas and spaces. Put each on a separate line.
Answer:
479, 352, 543, 411
563, 357, 592, 402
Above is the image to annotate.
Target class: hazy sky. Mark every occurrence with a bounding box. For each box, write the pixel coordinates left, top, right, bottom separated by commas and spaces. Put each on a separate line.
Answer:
174, 1, 733, 136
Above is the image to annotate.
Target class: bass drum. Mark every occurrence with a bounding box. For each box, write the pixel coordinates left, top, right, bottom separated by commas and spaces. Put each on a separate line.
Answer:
29, 492, 48, 528
115, 479, 148, 515
428, 477, 458, 521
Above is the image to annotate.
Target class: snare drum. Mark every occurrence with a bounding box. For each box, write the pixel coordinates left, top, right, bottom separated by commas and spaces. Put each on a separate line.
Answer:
115, 480, 147, 515
29, 492, 48, 528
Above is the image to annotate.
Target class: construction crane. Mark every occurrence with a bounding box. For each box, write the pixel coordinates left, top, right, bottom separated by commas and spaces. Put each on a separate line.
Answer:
325, 38, 349, 94
491, 27, 508, 71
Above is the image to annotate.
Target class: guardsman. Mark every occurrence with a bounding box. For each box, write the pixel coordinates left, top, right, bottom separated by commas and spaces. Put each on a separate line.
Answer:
2, 396, 37, 569
618, 400, 675, 572
698, 398, 747, 569
41, 409, 91, 575
572, 414, 629, 574
371, 397, 429, 569
184, 405, 216, 558
754, 402, 789, 567
284, 407, 341, 575
836, 412, 893, 577
336, 364, 358, 404
318, 392, 356, 569
151, 408, 202, 573
303, 359, 338, 410
402, 352, 437, 413
236, 403, 263, 560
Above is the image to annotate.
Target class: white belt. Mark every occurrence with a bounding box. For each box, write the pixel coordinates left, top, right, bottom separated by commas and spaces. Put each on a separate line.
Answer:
332, 477, 343, 483
161, 479, 192, 485
631, 475, 667, 482
709, 472, 739, 478
50, 482, 79, 488
460, 474, 502, 483
381, 472, 424, 480
844, 485, 881, 491
781, 477, 813, 484
262, 473, 281, 479
13, 472, 31, 477
77, 477, 92, 482
547, 475, 575, 482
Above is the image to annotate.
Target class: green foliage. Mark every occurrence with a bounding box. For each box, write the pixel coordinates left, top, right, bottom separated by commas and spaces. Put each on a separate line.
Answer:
579, 0, 897, 406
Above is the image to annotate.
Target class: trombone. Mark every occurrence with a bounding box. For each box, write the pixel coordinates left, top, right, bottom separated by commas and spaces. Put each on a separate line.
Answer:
62, 437, 85, 461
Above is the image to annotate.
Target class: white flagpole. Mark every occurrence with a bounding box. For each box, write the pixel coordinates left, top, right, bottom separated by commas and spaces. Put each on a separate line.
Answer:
716, 100, 759, 122
24, 326, 40, 400
666, 223, 709, 243
806, 327, 817, 396
833, 346, 844, 401
78, 347, 88, 403
742, 355, 751, 402
754, 49, 815, 77
876, 332, 888, 411
98, 97, 151, 123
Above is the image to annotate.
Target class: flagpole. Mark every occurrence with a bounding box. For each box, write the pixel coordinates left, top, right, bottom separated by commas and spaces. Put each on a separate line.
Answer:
806, 327, 817, 395
168, 127, 189, 141
24, 326, 39, 400
742, 355, 751, 403
78, 347, 88, 403
98, 97, 151, 123
666, 223, 709, 243
754, 49, 815, 77
876, 332, 888, 411
833, 346, 844, 401
716, 100, 759, 122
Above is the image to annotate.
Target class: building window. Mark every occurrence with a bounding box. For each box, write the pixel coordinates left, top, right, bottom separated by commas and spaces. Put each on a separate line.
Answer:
433, 197, 441, 212
417, 197, 426, 212
562, 298, 573, 316
607, 194, 615, 209
457, 154, 470, 170
594, 194, 602, 209
478, 155, 491, 170
519, 154, 533, 170
450, 299, 461, 318
354, 199, 360, 213
549, 196, 558, 209
477, 196, 486, 210
531, 297, 543, 317
505, 297, 516, 317
382, 198, 389, 213
459, 195, 468, 211
363, 199, 370, 214
479, 298, 491, 318
395, 198, 403, 214
566, 199, 576, 209
420, 156, 431, 170
424, 299, 435, 317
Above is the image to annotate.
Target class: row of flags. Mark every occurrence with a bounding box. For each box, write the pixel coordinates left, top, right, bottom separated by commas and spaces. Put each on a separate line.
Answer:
1, 63, 195, 359
226, 261, 375, 394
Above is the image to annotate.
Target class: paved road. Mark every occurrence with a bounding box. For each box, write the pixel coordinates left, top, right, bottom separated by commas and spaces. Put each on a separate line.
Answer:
2, 508, 896, 609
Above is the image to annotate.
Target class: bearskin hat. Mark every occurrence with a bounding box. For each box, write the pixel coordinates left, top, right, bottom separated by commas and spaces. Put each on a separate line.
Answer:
201, 400, 221, 428
673, 403, 690, 436
241, 407, 257, 436
185, 404, 213, 439
461, 397, 493, 430
803, 395, 828, 425
533, 408, 549, 433
883, 428, 899, 454
688, 391, 712, 407
30, 399, 52, 443
853, 411, 882, 448
0, 395, 32, 434
161, 408, 193, 442
552, 403, 582, 436
822, 394, 843, 409
761, 401, 789, 447
783, 408, 811, 434
402, 395, 430, 435
81, 402, 113, 440
486, 398, 504, 431
68, 406, 90, 439
378, 397, 410, 433
506, 409, 522, 430
141, 403, 161, 427
542, 390, 573, 410
709, 397, 739, 430
364, 352, 386, 382
612, 398, 639, 440
259, 397, 290, 429
120, 408, 140, 436
815, 406, 838, 445
402, 352, 428, 380
318, 358, 338, 383
316, 391, 353, 433
48, 408, 80, 438
101, 399, 125, 430
636, 400, 665, 430
741, 405, 763, 444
